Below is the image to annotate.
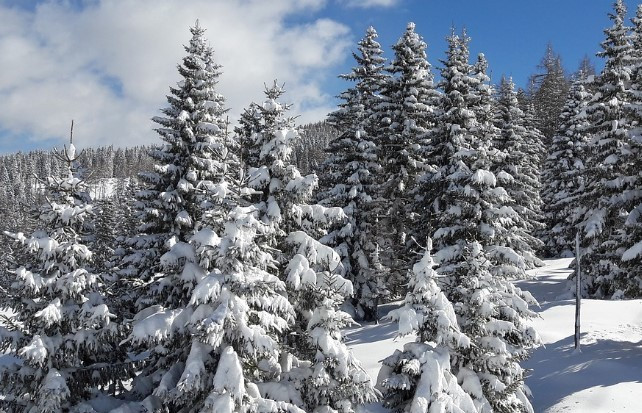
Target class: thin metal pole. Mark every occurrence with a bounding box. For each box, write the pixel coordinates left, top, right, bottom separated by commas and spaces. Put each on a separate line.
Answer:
575, 231, 581, 352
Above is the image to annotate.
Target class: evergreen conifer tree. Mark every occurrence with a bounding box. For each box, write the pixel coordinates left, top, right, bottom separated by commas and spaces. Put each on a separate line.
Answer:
119, 22, 242, 408
430, 31, 540, 412
318, 26, 389, 321
529, 44, 570, 143
120, 21, 230, 290
123, 23, 305, 412
378, 240, 475, 412
283, 234, 380, 412
376, 22, 442, 300
493, 77, 544, 270
540, 73, 593, 257
239, 82, 344, 266
580, 0, 633, 297
1, 140, 128, 411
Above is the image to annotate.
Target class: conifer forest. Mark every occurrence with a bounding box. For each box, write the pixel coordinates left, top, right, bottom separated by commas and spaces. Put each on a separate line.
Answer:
1, 1, 641, 412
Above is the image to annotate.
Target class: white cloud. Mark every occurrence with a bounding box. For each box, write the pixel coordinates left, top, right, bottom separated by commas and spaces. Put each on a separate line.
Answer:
0, 0, 351, 150
340, 0, 400, 8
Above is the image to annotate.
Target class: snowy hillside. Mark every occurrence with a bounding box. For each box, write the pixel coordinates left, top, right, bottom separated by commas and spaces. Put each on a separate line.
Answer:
347, 258, 642, 413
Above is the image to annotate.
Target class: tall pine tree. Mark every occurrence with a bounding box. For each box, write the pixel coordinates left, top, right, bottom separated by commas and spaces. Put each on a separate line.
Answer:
318, 26, 388, 321
430, 31, 540, 412
540, 73, 593, 257
376, 22, 441, 300
493, 77, 544, 271
580, 0, 633, 297
1, 139, 128, 411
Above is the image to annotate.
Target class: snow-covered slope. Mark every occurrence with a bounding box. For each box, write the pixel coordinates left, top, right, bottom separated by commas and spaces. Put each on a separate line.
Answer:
519, 258, 642, 413
346, 258, 642, 413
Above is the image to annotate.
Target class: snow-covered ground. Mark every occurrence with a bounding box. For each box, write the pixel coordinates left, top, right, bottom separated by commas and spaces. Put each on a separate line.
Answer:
346, 258, 642, 413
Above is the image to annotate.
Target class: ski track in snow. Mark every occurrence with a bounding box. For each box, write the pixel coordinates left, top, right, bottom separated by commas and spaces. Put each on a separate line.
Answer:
347, 258, 642, 413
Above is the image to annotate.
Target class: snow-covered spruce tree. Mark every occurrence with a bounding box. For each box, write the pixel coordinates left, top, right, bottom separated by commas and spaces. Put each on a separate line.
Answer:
235, 82, 373, 409
540, 73, 593, 258
375, 22, 442, 299
118, 22, 244, 409
119, 21, 229, 295
472, 55, 540, 278
579, 0, 633, 298
493, 76, 544, 270
619, 4, 642, 298
378, 240, 476, 413
170, 203, 304, 412
520, 99, 547, 184
430, 31, 540, 412
0, 141, 128, 411
283, 235, 380, 412
318, 26, 389, 321
439, 242, 539, 413
238, 81, 344, 267
528, 44, 570, 143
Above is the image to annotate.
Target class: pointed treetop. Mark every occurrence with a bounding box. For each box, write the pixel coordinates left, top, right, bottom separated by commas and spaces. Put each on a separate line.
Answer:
475, 53, 488, 74
264, 80, 286, 100
406, 21, 416, 32
413, 238, 436, 275
501, 75, 516, 92
191, 19, 204, 35
614, 0, 627, 18
460, 26, 470, 46
606, 0, 628, 30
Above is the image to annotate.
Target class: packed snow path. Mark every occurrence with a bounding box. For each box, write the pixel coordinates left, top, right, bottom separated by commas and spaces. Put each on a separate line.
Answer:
346, 258, 642, 412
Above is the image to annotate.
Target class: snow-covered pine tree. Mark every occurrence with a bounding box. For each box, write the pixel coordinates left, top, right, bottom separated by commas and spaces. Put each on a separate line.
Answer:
441, 242, 539, 413
528, 44, 570, 143
493, 76, 544, 270
619, 4, 642, 298
580, 0, 633, 298
520, 99, 547, 183
431, 30, 540, 412
239, 82, 344, 266
120, 21, 229, 292
177, 203, 304, 412
378, 239, 476, 413
0, 139, 128, 411
318, 26, 389, 321
235, 82, 378, 411
236, 99, 264, 179
375, 21, 442, 301
283, 234, 380, 412
540, 72, 593, 258
118, 22, 245, 409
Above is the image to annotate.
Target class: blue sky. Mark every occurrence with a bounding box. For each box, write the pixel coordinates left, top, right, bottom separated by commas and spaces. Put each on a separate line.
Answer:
322, 0, 629, 86
0, 0, 636, 153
